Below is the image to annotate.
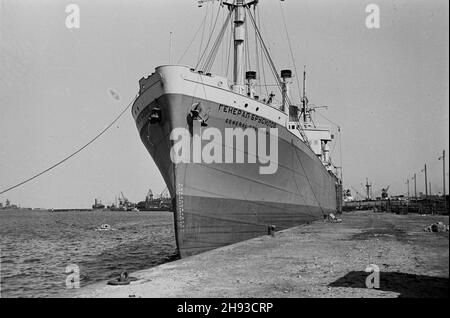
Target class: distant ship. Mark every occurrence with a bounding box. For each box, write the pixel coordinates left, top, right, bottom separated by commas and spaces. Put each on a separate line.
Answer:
0, 199, 19, 210
92, 198, 105, 210
132, 0, 342, 257
106, 192, 137, 211
136, 188, 172, 211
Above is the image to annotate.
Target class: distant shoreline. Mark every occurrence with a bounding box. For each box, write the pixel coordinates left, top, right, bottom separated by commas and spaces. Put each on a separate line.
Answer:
0, 208, 172, 213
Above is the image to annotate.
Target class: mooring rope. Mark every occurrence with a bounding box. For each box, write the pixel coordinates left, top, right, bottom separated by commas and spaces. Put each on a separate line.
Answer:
0, 95, 138, 196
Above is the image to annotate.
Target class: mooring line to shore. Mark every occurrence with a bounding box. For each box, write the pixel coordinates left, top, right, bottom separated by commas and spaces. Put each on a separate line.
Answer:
0, 95, 138, 196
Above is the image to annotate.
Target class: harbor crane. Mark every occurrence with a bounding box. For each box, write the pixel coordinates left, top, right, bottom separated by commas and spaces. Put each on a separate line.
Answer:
381, 185, 390, 199
145, 189, 154, 203
120, 191, 128, 205
119, 191, 135, 210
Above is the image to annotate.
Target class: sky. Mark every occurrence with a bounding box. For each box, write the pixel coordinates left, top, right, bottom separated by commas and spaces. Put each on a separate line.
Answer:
0, 0, 448, 208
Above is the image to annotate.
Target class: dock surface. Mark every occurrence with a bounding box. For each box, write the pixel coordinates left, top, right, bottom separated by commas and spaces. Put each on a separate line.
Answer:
69, 211, 449, 298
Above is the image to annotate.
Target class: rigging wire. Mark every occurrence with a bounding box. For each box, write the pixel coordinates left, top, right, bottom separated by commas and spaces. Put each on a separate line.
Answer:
315, 110, 341, 128
294, 146, 325, 215
203, 8, 233, 72
254, 5, 261, 97
225, 13, 233, 78
196, 3, 222, 70
246, 5, 310, 145
221, 8, 225, 74
315, 110, 344, 180
204, 16, 227, 71
278, 0, 302, 99
243, 4, 310, 144
0, 95, 138, 196
177, 7, 209, 64
209, 0, 214, 38
257, 7, 269, 98
244, 11, 251, 72
197, 2, 210, 63
245, 6, 282, 96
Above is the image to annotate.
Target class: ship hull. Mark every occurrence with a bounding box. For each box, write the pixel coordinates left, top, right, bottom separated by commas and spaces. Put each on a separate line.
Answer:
133, 67, 339, 258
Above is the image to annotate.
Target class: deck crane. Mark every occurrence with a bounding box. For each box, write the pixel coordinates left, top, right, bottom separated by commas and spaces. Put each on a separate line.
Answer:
381, 185, 390, 200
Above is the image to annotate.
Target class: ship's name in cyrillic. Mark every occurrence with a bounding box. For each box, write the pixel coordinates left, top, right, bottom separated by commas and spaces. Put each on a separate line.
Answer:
218, 104, 276, 128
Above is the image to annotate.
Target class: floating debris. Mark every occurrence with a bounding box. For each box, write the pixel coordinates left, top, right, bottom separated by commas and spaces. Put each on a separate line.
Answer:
424, 222, 449, 233
95, 223, 115, 231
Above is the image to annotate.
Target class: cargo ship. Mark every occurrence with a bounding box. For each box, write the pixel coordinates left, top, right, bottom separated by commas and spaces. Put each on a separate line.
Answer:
132, 0, 342, 257
136, 188, 173, 211
92, 198, 106, 210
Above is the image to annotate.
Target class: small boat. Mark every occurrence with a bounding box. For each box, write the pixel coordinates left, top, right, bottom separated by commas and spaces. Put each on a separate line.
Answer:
92, 198, 106, 210
96, 223, 113, 231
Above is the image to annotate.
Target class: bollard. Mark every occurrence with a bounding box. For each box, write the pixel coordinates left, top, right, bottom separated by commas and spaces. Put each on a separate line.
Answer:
268, 225, 276, 237
107, 271, 138, 286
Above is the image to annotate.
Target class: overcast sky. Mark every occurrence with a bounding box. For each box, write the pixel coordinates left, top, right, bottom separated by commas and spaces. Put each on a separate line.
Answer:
0, 0, 448, 208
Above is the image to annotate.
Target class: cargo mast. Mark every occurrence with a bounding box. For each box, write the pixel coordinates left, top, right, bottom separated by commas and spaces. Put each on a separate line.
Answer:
232, 0, 246, 94
301, 65, 308, 122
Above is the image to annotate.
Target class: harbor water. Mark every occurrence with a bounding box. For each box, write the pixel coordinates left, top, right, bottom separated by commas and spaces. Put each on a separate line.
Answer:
0, 209, 178, 298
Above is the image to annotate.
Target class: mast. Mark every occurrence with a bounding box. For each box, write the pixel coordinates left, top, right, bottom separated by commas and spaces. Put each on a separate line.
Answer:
232, 0, 246, 94
302, 65, 307, 122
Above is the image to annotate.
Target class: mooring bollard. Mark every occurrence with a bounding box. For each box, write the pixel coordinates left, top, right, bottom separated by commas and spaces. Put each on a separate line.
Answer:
268, 225, 276, 237
107, 271, 138, 286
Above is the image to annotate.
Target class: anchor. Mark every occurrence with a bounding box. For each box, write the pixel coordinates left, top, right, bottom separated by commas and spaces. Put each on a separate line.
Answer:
188, 102, 209, 128
149, 107, 162, 124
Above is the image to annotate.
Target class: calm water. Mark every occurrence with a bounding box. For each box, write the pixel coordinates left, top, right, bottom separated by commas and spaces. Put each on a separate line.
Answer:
0, 209, 178, 298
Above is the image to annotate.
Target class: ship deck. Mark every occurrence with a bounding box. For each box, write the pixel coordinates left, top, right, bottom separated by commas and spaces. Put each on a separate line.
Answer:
69, 211, 448, 298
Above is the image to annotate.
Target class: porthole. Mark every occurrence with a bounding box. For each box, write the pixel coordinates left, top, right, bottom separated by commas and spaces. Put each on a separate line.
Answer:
256, 107, 259, 111
244, 103, 248, 108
